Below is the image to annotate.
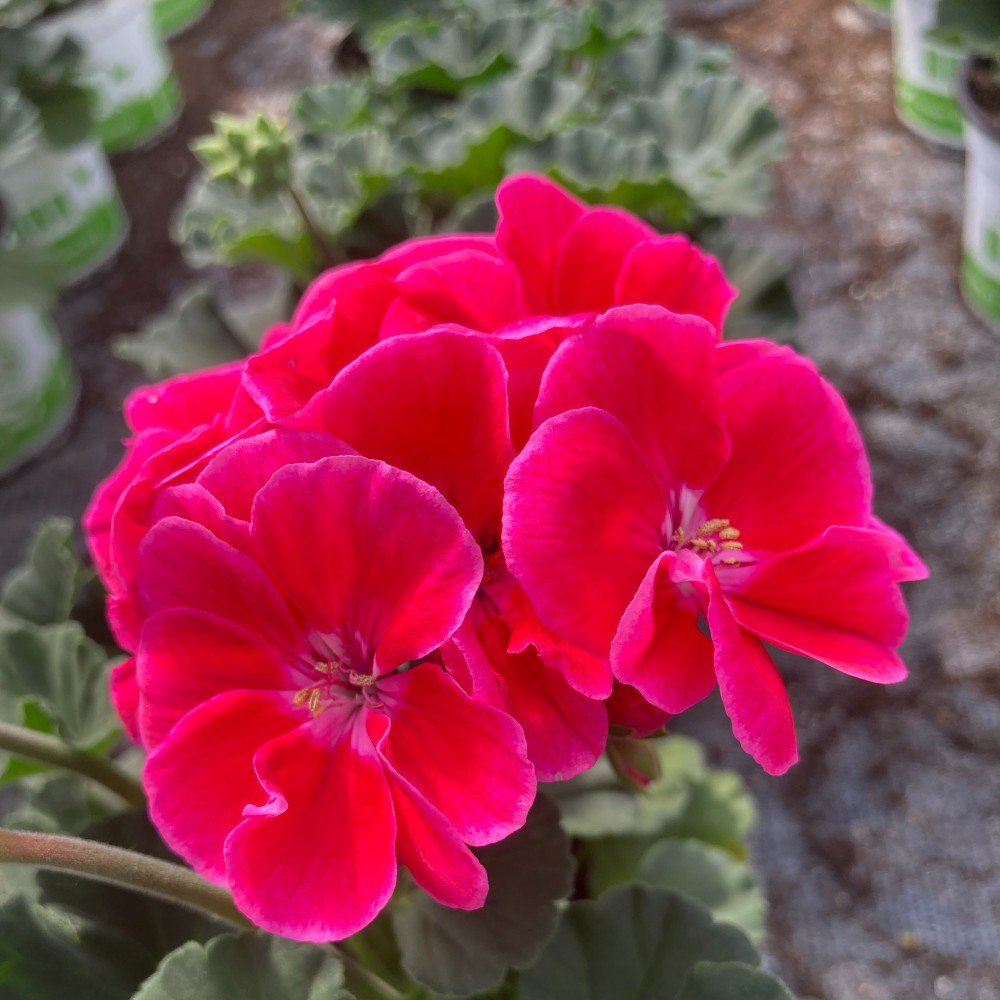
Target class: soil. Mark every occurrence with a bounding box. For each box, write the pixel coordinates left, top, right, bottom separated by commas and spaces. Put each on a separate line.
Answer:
968, 60, 1000, 135
2, 1, 1000, 998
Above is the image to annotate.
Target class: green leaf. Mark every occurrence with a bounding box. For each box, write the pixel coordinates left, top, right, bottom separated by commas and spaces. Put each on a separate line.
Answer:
294, 78, 371, 140
4, 773, 97, 834
519, 885, 760, 1000
391, 795, 573, 995
934, 0, 1000, 56
667, 766, 756, 858
132, 931, 353, 1000
677, 962, 796, 1000
0, 621, 118, 749
113, 284, 244, 380
638, 839, 766, 943
0, 84, 39, 167
1, 517, 88, 627
0, 896, 146, 1000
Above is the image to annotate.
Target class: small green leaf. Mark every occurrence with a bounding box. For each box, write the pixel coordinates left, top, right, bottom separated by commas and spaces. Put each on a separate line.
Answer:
0, 621, 118, 749
0, 896, 146, 1000
639, 838, 766, 943
132, 931, 353, 1000
294, 78, 371, 140
677, 961, 796, 1000
519, 885, 760, 1000
391, 795, 573, 995
1, 517, 88, 627
667, 766, 756, 859
113, 284, 244, 380
4, 773, 97, 834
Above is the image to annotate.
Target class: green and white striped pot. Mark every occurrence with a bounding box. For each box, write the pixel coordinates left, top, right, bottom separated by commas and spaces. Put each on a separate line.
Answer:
37, 0, 182, 153
0, 135, 128, 284
892, 0, 965, 150
151, 0, 211, 39
0, 279, 79, 476
957, 58, 1000, 333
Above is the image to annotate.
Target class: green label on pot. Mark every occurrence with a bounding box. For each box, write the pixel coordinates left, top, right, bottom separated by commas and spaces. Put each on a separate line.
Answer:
962, 253, 1000, 326
962, 135, 1000, 329
892, 0, 964, 148
37, 0, 182, 153
152, 0, 210, 37
96, 73, 182, 153
0, 140, 128, 283
0, 306, 78, 472
859, 0, 890, 11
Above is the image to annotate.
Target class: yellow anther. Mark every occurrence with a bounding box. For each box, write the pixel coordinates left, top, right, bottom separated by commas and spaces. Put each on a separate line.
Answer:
690, 538, 711, 551
720, 557, 743, 567
673, 527, 686, 545
720, 540, 744, 551
349, 670, 376, 688
308, 688, 322, 715
293, 689, 310, 708
314, 660, 334, 674
719, 527, 741, 540
697, 518, 731, 536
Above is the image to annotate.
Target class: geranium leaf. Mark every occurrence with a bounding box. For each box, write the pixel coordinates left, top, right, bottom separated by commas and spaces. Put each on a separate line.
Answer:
638, 838, 766, 943
666, 766, 756, 859
677, 962, 796, 1000
4, 773, 98, 834
0, 896, 146, 1000
132, 932, 353, 1000
0, 621, 118, 749
391, 795, 573, 996
519, 885, 760, 1000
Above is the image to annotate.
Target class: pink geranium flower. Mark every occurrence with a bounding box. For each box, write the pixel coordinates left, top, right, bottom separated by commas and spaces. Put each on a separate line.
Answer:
246, 174, 735, 447
290, 327, 608, 780
503, 306, 928, 775
135, 451, 534, 939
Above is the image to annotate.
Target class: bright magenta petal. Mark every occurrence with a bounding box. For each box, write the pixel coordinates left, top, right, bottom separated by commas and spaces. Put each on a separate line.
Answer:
606, 681, 672, 738
700, 565, 798, 775
535, 306, 728, 490
503, 407, 665, 658
495, 173, 585, 312
373, 717, 488, 909
611, 553, 717, 715
553, 208, 655, 314
124, 362, 244, 434
137, 609, 296, 749
250, 456, 482, 673
226, 720, 397, 941
143, 690, 302, 883
864, 515, 930, 582
615, 236, 737, 334
197, 429, 353, 521
378, 663, 535, 847
299, 330, 513, 544
109, 657, 141, 744
727, 526, 909, 683
704, 354, 872, 554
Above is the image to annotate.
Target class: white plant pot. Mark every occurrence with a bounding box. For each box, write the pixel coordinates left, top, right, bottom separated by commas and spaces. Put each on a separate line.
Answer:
958, 60, 1000, 332
151, 0, 211, 38
892, 0, 965, 150
36, 0, 182, 153
0, 303, 79, 476
0, 136, 128, 284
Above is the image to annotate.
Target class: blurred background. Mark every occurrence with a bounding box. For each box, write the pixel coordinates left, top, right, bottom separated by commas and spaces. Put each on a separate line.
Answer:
0, 1, 998, 998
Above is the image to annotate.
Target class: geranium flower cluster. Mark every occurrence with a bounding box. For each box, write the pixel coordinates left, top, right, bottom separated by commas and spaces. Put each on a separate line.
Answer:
86, 175, 926, 941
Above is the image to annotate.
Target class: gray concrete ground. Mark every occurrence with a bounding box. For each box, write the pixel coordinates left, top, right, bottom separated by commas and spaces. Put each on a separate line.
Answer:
0, 1, 998, 997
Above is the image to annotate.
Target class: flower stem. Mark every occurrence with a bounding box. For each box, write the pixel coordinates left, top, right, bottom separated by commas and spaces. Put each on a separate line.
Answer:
0, 721, 145, 809
0, 828, 251, 928
285, 181, 341, 269
333, 944, 408, 1000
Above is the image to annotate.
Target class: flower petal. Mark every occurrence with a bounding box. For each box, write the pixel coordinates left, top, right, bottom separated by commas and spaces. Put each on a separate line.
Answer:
535, 305, 728, 490
703, 353, 873, 554
109, 657, 141, 744
136, 609, 297, 749
298, 330, 513, 544
251, 456, 483, 673
372, 716, 488, 909
143, 690, 302, 883
378, 663, 535, 846
611, 552, 718, 715
503, 407, 665, 659
863, 515, 930, 582
726, 526, 909, 683
553, 208, 656, 314
495, 173, 585, 312
225, 718, 397, 941
614, 235, 737, 333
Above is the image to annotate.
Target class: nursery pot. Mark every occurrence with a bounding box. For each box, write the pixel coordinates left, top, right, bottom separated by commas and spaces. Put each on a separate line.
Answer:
892, 0, 965, 150
151, 0, 211, 39
0, 299, 79, 477
0, 135, 128, 284
957, 57, 1000, 332
36, 0, 182, 154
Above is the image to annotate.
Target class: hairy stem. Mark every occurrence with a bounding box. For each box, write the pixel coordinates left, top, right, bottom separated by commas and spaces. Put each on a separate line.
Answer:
285, 182, 341, 269
0, 828, 251, 928
333, 944, 408, 1000
0, 721, 145, 809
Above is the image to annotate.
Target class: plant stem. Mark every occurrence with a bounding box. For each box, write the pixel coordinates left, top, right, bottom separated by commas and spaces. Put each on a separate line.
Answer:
285, 182, 341, 269
0, 721, 145, 809
0, 828, 251, 928
332, 943, 408, 1000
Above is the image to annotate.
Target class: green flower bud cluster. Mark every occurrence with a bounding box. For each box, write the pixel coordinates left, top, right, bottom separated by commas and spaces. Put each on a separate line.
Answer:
193, 112, 293, 199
